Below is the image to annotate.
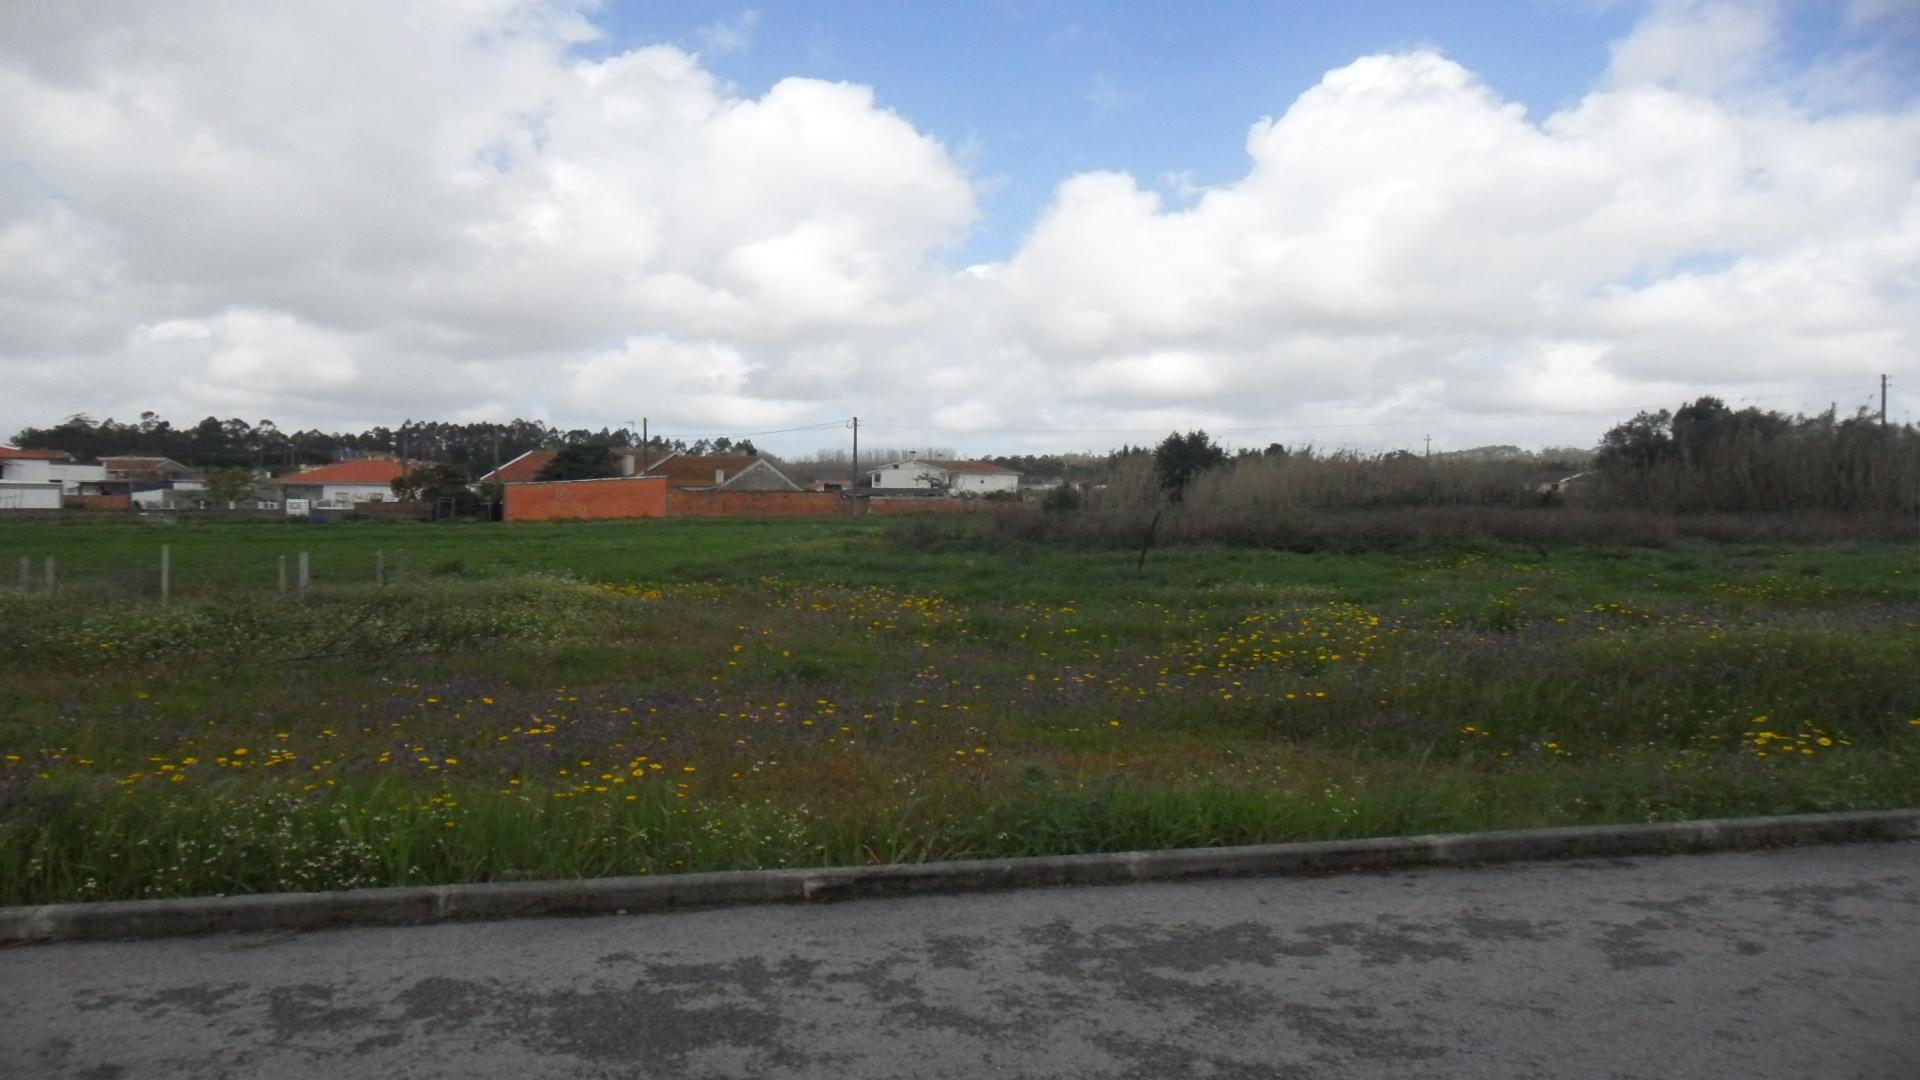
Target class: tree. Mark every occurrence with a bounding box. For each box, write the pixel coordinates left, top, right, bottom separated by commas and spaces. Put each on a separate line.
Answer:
535, 444, 619, 482
204, 467, 257, 505
1153, 430, 1228, 502
1596, 409, 1674, 475
1670, 396, 1731, 467
391, 463, 471, 502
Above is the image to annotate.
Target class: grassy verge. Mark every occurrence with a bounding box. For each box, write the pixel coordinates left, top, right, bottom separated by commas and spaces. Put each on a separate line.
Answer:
1, 518, 1916, 904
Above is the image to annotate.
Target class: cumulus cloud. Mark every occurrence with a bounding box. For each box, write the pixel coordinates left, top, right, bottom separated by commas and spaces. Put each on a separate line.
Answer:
0, 0, 1913, 454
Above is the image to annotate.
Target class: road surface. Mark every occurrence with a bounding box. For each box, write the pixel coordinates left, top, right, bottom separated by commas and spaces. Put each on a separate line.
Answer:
4, 842, 1917, 1079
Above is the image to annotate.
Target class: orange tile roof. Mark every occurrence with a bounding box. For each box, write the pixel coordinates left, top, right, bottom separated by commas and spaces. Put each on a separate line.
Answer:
642, 454, 790, 489
274, 459, 408, 485
479, 449, 557, 484
0, 447, 68, 461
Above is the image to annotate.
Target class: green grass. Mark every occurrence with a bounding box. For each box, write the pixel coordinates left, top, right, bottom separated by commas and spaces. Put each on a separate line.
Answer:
1, 516, 1915, 904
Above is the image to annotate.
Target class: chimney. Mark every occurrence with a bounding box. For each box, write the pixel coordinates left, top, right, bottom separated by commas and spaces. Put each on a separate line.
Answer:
621, 451, 635, 477
714, 468, 726, 485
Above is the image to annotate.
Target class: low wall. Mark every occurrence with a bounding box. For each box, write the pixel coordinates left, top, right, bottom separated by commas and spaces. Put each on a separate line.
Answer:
669, 490, 855, 518
503, 480, 1026, 522
62, 495, 132, 511
864, 496, 1027, 515
351, 500, 433, 521
505, 476, 667, 522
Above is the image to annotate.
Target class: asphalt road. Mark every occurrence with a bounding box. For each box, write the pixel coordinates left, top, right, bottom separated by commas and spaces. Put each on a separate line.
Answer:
4, 842, 1917, 1079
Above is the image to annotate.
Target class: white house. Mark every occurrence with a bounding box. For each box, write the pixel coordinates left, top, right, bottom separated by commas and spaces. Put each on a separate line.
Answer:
0, 481, 63, 510
0, 447, 107, 493
270, 459, 407, 512
869, 456, 1020, 495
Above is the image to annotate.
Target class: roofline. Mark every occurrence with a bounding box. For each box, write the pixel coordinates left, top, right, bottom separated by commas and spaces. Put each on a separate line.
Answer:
477, 448, 544, 482
502, 474, 668, 487
868, 459, 1019, 475
714, 457, 800, 491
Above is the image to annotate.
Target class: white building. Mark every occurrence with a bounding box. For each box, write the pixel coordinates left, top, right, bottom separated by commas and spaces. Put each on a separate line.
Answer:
868, 456, 1021, 495
270, 459, 407, 511
0, 481, 63, 510
0, 447, 107, 493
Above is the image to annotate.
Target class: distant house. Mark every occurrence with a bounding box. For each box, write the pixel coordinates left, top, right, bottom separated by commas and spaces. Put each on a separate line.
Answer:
270, 459, 407, 511
637, 452, 800, 491
103, 456, 198, 486
1534, 471, 1591, 496
869, 456, 1020, 496
101, 456, 204, 507
0, 447, 108, 494
477, 449, 558, 485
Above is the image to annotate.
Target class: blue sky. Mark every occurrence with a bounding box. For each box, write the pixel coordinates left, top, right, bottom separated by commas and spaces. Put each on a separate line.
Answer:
594, 1, 1912, 266
1, 0, 1914, 452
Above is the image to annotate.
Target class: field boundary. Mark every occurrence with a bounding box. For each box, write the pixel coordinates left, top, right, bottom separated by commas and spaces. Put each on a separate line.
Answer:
3, 809, 1914, 945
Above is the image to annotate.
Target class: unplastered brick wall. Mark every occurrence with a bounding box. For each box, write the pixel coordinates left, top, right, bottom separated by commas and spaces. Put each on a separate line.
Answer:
61, 495, 132, 511
864, 497, 1027, 515
504, 477, 667, 521
668, 490, 853, 518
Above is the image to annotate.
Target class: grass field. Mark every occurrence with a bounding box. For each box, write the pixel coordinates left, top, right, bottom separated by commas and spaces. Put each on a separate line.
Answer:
2, 515, 1915, 905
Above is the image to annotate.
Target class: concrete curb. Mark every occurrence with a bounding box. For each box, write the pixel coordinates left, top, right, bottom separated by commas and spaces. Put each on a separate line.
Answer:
4, 808, 1915, 946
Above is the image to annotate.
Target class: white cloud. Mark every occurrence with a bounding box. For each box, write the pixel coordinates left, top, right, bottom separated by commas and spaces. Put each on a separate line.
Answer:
695, 9, 761, 57
1084, 73, 1139, 117
0, 0, 1913, 454
1606, 0, 1781, 93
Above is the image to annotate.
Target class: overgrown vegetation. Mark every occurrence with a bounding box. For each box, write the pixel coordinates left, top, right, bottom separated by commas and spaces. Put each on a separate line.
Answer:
985, 402, 1917, 550
1, 518, 1913, 905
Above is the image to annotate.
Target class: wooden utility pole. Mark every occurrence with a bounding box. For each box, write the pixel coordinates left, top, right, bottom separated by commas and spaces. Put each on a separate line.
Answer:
850, 416, 859, 493
641, 418, 649, 474
1882, 374, 1890, 427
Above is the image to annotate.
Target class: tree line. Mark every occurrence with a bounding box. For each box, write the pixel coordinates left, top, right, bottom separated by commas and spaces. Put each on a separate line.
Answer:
8, 413, 749, 475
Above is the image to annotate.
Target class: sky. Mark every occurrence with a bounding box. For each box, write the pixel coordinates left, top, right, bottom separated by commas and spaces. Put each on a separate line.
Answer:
1, 0, 1916, 459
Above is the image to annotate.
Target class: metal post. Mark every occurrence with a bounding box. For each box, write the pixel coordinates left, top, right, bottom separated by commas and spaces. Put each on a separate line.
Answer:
160, 545, 171, 606
376, 549, 385, 586
16, 556, 28, 591
43, 556, 54, 592
298, 551, 311, 593
278, 555, 288, 593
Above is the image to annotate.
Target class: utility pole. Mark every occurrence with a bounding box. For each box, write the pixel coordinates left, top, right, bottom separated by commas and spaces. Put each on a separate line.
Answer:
1424, 434, 1431, 460
1882, 374, 1889, 427
849, 416, 859, 493
641, 418, 649, 473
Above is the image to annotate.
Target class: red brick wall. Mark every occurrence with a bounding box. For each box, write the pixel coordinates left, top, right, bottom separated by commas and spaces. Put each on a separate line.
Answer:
669, 490, 855, 518
864, 497, 1027, 515
351, 500, 433, 520
62, 495, 131, 511
505, 477, 667, 522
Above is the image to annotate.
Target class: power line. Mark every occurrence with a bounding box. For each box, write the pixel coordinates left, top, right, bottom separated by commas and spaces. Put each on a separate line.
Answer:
645, 419, 852, 441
